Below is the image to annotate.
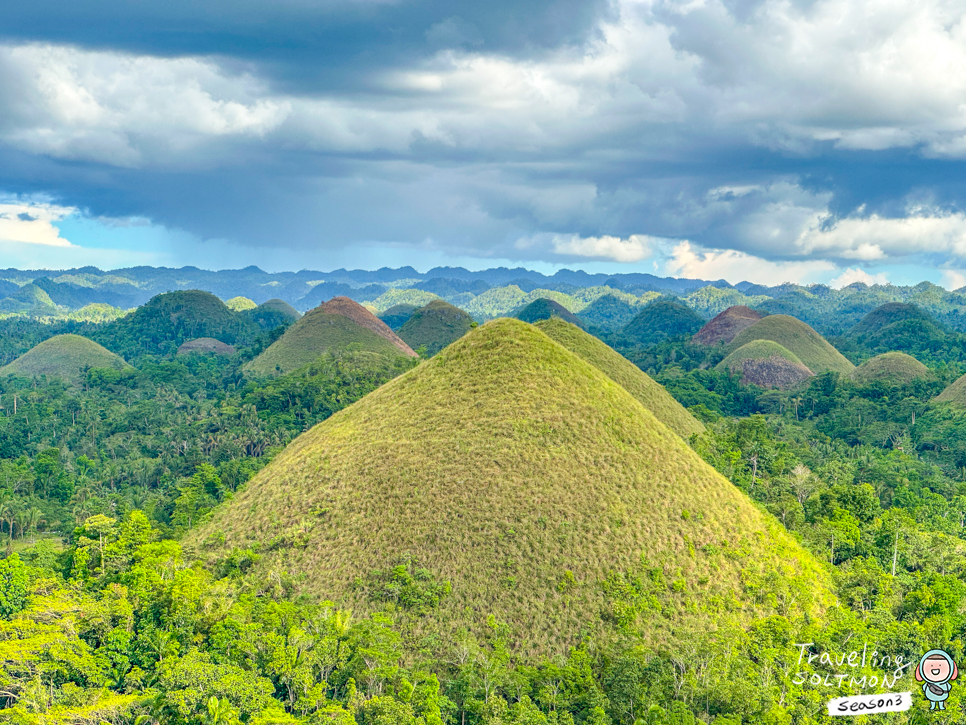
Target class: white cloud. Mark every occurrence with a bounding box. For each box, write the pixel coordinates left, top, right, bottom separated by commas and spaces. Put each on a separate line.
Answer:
829, 268, 890, 289
551, 234, 653, 262
0, 201, 75, 247
665, 241, 835, 284
941, 269, 966, 291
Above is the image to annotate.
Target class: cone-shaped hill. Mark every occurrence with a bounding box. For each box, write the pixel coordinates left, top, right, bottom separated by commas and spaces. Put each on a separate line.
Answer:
717, 340, 813, 390
245, 297, 416, 375
850, 352, 930, 385
0, 283, 60, 315
847, 303, 946, 354
194, 319, 830, 655
0, 335, 132, 384
693, 306, 763, 346
398, 300, 476, 356
225, 296, 257, 312
514, 298, 583, 327
729, 315, 854, 374
244, 298, 302, 330
934, 374, 966, 407
93, 290, 260, 359
622, 299, 704, 345
533, 318, 704, 439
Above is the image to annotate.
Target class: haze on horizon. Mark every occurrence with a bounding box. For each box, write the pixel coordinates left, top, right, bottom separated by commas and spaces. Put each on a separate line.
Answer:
1, 0, 966, 289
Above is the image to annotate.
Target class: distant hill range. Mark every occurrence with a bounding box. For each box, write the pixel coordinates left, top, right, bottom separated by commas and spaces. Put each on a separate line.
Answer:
4, 266, 966, 335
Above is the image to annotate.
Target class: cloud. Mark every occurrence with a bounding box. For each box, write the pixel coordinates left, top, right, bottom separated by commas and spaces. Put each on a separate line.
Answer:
665, 241, 835, 284
0, 200, 74, 246
829, 268, 891, 289
941, 270, 966, 291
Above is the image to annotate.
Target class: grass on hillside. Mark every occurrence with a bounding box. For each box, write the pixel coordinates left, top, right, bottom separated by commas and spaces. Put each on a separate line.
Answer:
717, 340, 814, 390
397, 300, 475, 356
245, 311, 408, 375
0, 334, 132, 384
729, 315, 855, 374
850, 352, 931, 385
718, 339, 806, 369
194, 319, 831, 657
693, 306, 763, 346
934, 373, 966, 406
226, 296, 258, 312
533, 318, 704, 439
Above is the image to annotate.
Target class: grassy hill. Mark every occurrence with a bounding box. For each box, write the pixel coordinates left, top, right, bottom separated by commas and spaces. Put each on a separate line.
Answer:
935, 373, 966, 407
245, 297, 416, 375
849, 302, 933, 335
0, 334, 131, 383
194, 319, 831, 656
533, 318, 704, 438
397, 300, 476, 356
717, 340, 813, 390
846, 303, 948, 356
693, 306, 764, 346
92, 290, 260, 359
621, 299, 705, 345
850, 352, 930, 385
379, 304, 419, 330
729, 315, 855, 374
0, 283, 60, 316
244, 298, 302, 330
514, 298, 583, 327
225, 296, 257, 312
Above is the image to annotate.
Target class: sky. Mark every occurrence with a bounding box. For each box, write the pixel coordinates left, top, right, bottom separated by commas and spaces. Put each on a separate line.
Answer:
1, 0, 966, 288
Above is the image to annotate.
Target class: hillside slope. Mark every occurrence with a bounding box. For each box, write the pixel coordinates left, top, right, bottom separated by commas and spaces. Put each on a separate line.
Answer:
622, 299, 704, 345
729, 315, 854, 374
0, 334, 131, 383
717, 340, 813, 390
245, 297, 416, 375
514, 298, 583, 327
194, 319, 831, 656
398, 300, 475, 356
850, 352, 930, 385
533, 318, 704, 439
693, 306, 763, 346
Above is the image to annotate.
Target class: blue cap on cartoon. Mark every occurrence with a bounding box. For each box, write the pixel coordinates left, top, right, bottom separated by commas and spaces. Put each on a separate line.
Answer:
916, 650, 958, 710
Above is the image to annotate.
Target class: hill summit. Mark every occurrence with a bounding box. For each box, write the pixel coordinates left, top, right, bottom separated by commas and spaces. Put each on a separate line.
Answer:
514, 298, 583, 327
195, 319, 830, 655
850, 352, 930, 385
398, 300, 476, 356
729, 315, 854, 374
717, 340, 813, 390
693, 306, 763, 345
0, 335, 131, 383
245, 296, 416, 375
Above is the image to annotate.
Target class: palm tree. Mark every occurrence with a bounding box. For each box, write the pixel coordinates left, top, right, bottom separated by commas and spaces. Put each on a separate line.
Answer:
0, 497, 16, 555
22, 507, 46, 539
206, 697, 240, 725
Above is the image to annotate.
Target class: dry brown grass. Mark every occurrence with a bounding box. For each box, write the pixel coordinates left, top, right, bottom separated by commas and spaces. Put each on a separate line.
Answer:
193, 319, 832, 657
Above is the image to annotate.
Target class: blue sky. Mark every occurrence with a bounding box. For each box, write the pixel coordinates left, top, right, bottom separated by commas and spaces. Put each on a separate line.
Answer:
1, 0, 966, 287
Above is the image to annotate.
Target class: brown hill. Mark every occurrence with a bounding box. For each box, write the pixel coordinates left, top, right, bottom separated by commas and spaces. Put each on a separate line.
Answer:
318, 297, 416, 357
717, 340, 813, 390
177, 338, 236, 355
693, 306, 763, 345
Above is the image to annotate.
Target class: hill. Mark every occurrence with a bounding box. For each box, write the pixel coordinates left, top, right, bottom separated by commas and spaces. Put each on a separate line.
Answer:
176, 338, 236, 355
576, 293, 640, 331
0, 283, 60, 316
729, 315, 855, 374
533, 318, 704, 438
245, 297, 416, 375
379, 304, 419, 330
846, 302, 948, 355
397, 300, 476, 356
244, 298, 302, 330
513, 298, 583, 327
225, 296, 257, 312
849, 302, 933, 336
621, 299, 704, 345
935, 374, 966, 407
849, 352, 930, 385
194, 319, 830, 655
693, 306, 764, 346
0, 334, 131, 383
92, 290, 260, 359
717, 340, 813, 390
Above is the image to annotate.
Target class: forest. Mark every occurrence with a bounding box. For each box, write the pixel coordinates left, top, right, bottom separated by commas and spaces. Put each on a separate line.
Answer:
2, 293, 966, 725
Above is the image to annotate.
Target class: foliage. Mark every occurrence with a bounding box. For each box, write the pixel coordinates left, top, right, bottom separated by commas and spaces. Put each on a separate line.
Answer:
620, 299, 704, 346
398, 301, 476, 357
514, 299, 583, 328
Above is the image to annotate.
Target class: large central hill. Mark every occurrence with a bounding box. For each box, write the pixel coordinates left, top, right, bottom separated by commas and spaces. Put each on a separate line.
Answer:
729, 315, 854, 374
0, 334, 131, 384
194, 319, 830, 655
246, 297, 417, 375
533, 318, 704, 439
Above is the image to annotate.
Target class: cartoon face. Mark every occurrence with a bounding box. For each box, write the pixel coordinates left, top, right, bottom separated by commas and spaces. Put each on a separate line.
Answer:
924, 656, 952, 683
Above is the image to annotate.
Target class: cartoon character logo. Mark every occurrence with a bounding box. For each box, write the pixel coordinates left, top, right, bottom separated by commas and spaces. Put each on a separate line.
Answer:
915, 650, 958, 710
